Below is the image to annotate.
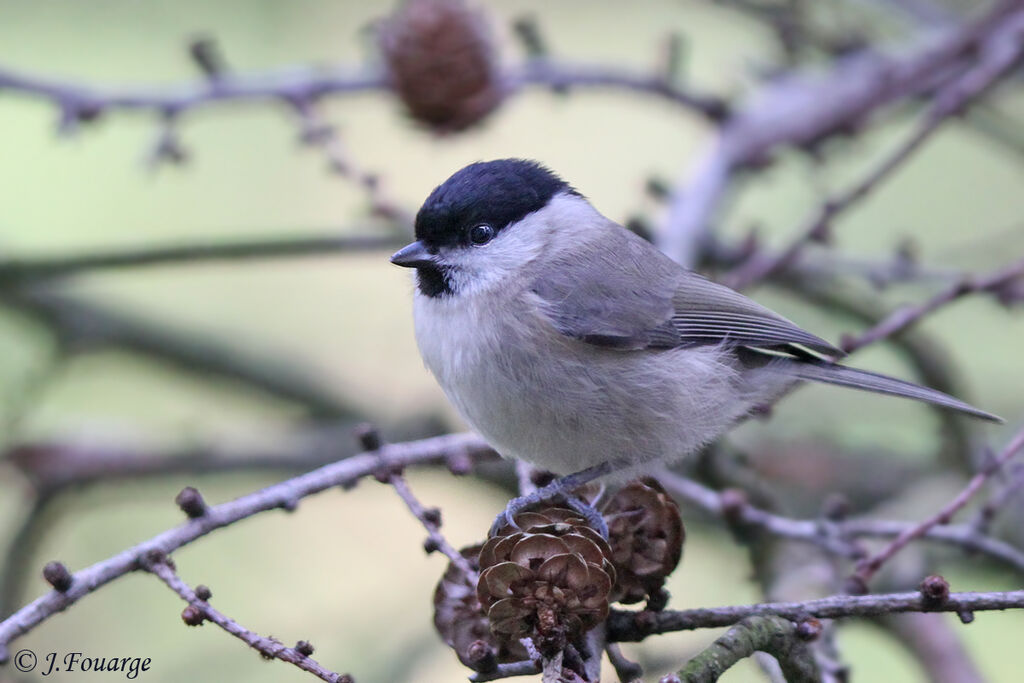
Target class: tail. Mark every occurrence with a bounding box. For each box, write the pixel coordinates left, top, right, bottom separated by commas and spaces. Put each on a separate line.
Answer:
773, 358, 1002, 423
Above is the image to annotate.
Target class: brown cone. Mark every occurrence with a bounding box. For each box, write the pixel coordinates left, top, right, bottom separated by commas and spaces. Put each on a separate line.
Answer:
477, 507, 616, 655
433, 544, 527, 671
377, 0, 503, 133
603, 478, 685, 604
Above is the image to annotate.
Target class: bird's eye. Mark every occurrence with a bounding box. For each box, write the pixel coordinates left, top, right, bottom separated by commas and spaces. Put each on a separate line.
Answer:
469, 224, 495, 245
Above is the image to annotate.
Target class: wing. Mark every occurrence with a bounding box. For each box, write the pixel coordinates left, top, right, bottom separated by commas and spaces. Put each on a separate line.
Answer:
531, 225, 841, 356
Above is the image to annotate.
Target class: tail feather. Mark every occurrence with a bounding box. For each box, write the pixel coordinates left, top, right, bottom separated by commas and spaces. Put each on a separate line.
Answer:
777, 359, 1002, 423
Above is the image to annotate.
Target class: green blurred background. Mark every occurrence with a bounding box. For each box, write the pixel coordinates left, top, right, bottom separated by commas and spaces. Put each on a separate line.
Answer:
0, 1, 1022, 681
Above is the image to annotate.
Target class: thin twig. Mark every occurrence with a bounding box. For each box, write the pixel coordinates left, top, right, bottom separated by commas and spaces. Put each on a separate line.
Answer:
0, 64, 384, 115
508, 60, 729, 121
469, 659, 541, 683
388, 472, 479, 581
769, 271, 979, 465
841, 257, 1024, 353
694, 252, 981, 464
655, 468, 1024, 574
657, 469, 862, 559
2, 288, 361, 419
770, 248, 965, 289
4, 423, 369, 489
0, 432, 495, 662
724, 7, 1024, 290
607, 588, 1024, 641
142, 556, 350, 683
0, 494, 59, 620
849, 425, 1024, 588
970, 463, 1024, 535
0, 233, 403, 285
659, 0, 1024, 267
604, 643, 643, 683
0, 57, 728, 130
291, 101, 412, 226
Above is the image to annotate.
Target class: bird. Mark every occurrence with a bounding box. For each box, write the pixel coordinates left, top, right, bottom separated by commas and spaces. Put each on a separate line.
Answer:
391, 158, 1000, 534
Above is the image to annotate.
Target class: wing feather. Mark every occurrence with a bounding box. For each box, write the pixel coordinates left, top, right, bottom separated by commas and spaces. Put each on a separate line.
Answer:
531, 223, 840, 355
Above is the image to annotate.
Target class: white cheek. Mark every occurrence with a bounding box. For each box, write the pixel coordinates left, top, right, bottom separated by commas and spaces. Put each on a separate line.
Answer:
432, 193, 604, 297
438, 216, 551, 295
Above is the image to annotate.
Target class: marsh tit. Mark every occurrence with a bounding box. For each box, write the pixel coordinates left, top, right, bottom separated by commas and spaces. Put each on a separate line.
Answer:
392, 159, 999, 531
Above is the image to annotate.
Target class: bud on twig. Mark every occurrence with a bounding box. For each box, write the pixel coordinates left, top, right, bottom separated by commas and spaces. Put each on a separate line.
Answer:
43, 561, 73, 592
512, 15, 548, 60
175, 486, 208, 518
181, 605, 205, 626
423, 507, 442, 526
142, 549, 176, 571
920, 575, 950, 608
822, 493, 851, 521
188, 35, 228, 80
719, 488, 749, 526
645, 176, 671, 200
353, 423, 382, 452
843, 575, 869, 596
466, 640, 497, 673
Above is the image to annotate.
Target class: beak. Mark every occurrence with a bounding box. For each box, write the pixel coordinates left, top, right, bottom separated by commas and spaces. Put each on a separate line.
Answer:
390, 241, 435, 268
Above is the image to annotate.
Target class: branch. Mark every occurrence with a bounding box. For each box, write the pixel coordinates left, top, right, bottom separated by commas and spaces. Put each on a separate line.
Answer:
656, 469, 1024, 575
0, 64, 385, 117
290, 101, 413, 225
0, 56, 728, 129
0, 432, 495, 662
658, 0, 1024, 266
351, 423, 480, 580
386, 470, 479, 582
849, 424, 1024, 589
0, 416, 444, 615
0, 494, 59, 619
670, 616, 820, 683
4, 423, 370, 491
1, 288, 362, 418
469, 659, 541, 683
0, 233, 403, 285
723, 5, 1024, 290
970, 462, 1024, 535
604, 643, 643, 683
762, 271, 979, 466
607, 588, 1024, 641
731, 242, 966, 290
697, 243, 983, 464
840, 256, 1024, 353
508, 60, 730, 121
142, 555, 350, 683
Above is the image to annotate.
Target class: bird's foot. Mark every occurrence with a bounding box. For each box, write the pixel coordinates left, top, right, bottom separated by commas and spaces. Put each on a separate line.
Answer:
488, 490, 609, 538
488, 463, 614, 538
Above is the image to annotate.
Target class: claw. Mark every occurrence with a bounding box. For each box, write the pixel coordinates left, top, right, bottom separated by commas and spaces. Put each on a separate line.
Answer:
562, 496, 609, 538
487, 462, 617, 538
489, 505, 521, 537
488, 489, 609, 539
